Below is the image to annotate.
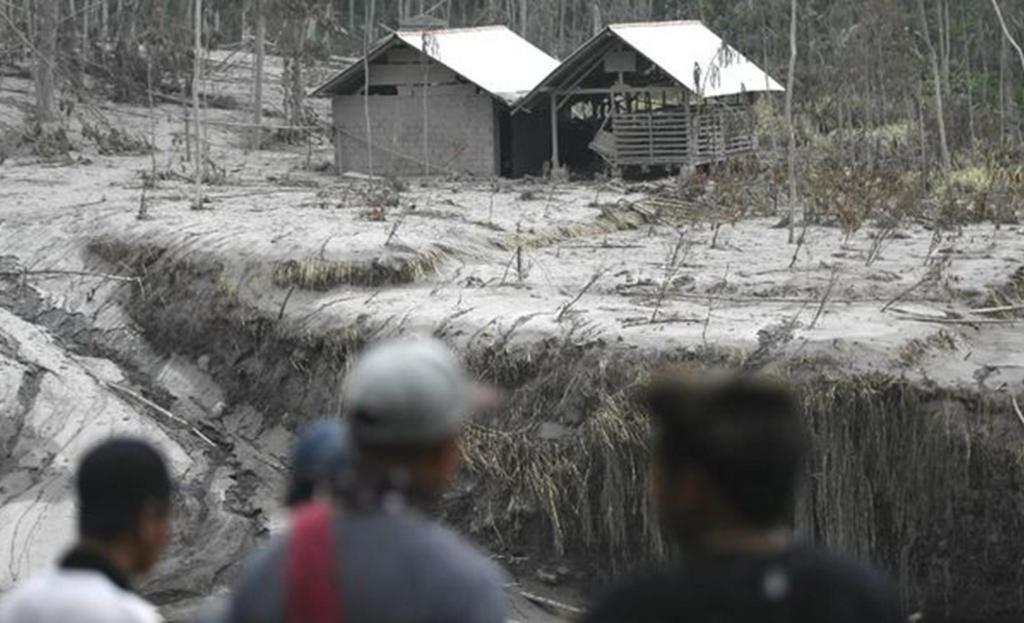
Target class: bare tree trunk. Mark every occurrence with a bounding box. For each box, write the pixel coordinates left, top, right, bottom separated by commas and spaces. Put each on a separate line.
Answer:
101, 0, 108, 44
937, 0, 950, 97
557, 0, 565, 56
81, 0, 90, 69
252, 0, 265, 149
192, 0, 204, 210
991, 0, 1024, 149
25, 0, 35, 47
422, 35, 430, 175
1000, 30, 1007, 144
991, 0, 1024, 76
66, 0, 78, 78
281, 12, 308, 130
965, 34, 976, 153
943, 0, 951, 95
35, 0, 58, 122
367, 0, 376, 41
916, 86, 929, 175
916, 0, 951, 171
364, 0, 376, 177
785, 0, 798, 243
241, 0, 249, 43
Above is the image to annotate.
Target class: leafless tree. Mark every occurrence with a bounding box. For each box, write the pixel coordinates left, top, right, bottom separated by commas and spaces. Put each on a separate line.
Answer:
34, 0, 58, 122
252, 0, 265, 149
916, 0, 952, 170
785, 0, 798, 243
192, 0, 204, 210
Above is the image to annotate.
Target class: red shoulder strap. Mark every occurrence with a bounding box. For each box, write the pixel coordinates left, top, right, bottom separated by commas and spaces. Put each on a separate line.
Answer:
286, 501, 344, 623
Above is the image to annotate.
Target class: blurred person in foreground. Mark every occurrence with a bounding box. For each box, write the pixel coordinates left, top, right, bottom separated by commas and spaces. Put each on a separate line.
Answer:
194, 420, 355, 623
0, 438, 172, 623
285, 418, 354, 508
226, 337, 507, 623
584, 371, 902, 623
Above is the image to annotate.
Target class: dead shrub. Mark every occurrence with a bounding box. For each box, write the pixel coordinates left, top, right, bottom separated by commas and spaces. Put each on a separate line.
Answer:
22, 122, 73, 160
81, 121, 151, 155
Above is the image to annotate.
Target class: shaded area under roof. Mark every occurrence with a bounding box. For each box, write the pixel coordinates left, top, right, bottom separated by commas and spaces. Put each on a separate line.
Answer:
311, 25, 559, 105
515, 20, 783, 112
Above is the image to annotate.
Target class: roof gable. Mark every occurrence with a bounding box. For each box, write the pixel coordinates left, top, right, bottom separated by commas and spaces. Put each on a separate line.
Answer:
312, 26, 559, 105
514, 20, 783, 112
609, 21, 783, 97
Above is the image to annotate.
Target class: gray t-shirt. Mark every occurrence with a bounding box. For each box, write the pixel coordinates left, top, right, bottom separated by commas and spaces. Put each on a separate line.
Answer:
226, 507, 507, 623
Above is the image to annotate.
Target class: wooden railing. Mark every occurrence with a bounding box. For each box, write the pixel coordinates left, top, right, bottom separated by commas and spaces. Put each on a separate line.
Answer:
607, 102, 755, 167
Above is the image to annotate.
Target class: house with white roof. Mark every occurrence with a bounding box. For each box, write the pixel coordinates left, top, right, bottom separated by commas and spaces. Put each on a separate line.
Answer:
514, 21, 784, 175
312, 25, 559, 177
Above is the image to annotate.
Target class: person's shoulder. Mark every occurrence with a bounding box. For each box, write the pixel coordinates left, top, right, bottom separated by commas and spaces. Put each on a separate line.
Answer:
407, 519, 504, 586
582, 567, 679, 623
61, 572, 163, 623
789, 546, 902, 620
0, 570, 162, 623
792, 546, 895, 589
117, 592, 163, 623
432, 523, 508, 621
225, 536, 287, 623
0, 572, 51, 620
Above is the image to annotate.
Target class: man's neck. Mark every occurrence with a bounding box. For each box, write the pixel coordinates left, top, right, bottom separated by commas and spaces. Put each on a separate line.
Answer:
76, 539, 136, 579
694, 525, 792, 555
351, 464, 439, 513
60, 540, 136, 591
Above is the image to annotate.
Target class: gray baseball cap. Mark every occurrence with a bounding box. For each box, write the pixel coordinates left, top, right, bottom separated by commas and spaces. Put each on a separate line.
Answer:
342, 337, 477, 446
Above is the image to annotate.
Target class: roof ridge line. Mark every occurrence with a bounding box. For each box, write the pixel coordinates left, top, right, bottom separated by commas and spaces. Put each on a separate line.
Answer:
609, 19, 704, 28
396, 24, 510, 35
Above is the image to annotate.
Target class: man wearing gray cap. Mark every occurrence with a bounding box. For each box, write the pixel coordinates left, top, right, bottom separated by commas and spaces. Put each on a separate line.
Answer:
225, 337, 507, 623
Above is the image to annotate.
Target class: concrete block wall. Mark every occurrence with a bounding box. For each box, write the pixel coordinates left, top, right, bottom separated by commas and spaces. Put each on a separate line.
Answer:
332, 84, 498, 177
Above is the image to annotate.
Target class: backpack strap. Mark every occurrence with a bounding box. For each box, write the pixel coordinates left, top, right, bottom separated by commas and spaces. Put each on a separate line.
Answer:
286, 501, 344, 623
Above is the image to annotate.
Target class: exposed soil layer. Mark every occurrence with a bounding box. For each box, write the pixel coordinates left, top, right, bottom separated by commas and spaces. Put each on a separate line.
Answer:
0, 267, 285, 620
82, 241, 1024, 622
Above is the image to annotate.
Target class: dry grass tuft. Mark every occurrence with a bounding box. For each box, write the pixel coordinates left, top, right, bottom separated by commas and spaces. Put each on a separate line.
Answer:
495, 205, 648, 251
270, 246, 449, 291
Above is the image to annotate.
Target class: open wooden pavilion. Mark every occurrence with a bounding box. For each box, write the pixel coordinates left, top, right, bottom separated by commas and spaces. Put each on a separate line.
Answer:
514, 21, 784, 174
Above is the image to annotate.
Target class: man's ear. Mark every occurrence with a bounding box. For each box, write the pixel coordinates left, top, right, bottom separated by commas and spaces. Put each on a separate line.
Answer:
674, 472, 706, 512
136, 502, 170, 555
437, 435, 461, 474
653, 465, 706, 513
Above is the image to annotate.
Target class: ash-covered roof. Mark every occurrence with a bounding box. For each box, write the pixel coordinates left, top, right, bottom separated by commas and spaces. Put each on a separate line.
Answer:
312, 26, 559, 105
515, 20, 783, 112
610, 21, 783, 96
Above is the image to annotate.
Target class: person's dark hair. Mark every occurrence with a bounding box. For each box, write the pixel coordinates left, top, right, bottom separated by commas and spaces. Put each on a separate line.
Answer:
77, 438, 172, 540
645, 369, 808, 527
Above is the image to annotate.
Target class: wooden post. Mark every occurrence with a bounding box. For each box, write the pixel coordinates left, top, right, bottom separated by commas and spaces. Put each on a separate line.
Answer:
549, 91, 560, 171
335, 123, 344, 173
686, 92, 695, 165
